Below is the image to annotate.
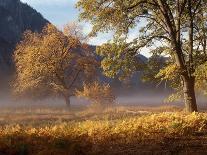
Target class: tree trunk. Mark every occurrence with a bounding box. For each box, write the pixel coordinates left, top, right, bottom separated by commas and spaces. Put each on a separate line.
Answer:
183, 75, 198, 112
64, 95, 71, 107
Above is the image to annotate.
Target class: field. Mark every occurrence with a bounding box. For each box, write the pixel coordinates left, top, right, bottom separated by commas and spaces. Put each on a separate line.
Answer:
0, 104, 207, 155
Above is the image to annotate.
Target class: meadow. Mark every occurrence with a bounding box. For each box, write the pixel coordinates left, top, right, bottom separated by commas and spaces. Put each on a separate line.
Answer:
0, 104, 206, 155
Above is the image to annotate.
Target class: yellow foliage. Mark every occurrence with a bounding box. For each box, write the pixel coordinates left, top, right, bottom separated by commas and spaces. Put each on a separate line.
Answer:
195, 63, 207, 94
155, 64, 180, 81
76, 82, 116, 106
13, 23, 98, 100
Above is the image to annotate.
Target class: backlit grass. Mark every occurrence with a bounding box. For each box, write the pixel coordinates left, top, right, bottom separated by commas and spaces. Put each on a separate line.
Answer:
0, 109, 206, 154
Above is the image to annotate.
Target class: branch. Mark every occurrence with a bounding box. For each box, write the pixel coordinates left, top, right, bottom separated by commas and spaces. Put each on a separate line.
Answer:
180, 0, 187, 15
133, 34, 171, 51
193, 0, 202, 17
155, 0, 177, 43
68, 70, 81, 89
55, 72, 68, 89
127, 1, 157, 10
139, 14, 169, 33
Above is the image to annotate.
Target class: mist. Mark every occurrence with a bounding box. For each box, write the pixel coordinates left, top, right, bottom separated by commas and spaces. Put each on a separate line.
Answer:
0, 89, 206, 110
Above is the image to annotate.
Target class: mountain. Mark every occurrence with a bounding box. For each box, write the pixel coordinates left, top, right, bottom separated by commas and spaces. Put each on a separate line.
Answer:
0, 0, 168, 95
0, 0, 49, 74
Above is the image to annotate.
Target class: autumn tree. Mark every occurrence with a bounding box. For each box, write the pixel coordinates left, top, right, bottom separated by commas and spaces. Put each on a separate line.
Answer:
77, 0, 207, 112
76, 82, 116, 106
13, 24, 98, 106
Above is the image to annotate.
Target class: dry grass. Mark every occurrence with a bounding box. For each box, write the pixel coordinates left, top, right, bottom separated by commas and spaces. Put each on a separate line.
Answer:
0, 104, 181, 125
0, 105, 206, 154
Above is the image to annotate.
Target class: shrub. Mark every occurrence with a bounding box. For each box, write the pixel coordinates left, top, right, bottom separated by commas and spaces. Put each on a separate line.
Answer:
76, 82, 116, 106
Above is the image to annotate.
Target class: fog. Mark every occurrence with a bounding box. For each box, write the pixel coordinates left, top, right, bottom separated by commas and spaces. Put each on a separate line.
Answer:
0, 90, 206, 110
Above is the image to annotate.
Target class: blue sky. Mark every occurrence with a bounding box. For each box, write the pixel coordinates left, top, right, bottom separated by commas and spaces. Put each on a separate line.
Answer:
20, 0, 112, 45
20, 0, 150, 56
21, 0, 78, 26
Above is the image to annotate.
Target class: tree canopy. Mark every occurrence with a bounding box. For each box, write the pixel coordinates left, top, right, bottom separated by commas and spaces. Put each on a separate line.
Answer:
77, 0, 207, 112
13, 24, 98, 106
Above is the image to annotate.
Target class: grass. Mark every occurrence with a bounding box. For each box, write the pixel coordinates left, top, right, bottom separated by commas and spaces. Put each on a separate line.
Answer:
0, 105, 206, 154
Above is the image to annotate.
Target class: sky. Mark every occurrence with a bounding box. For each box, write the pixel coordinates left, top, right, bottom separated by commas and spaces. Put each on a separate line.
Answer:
20, 0, 112, 46
20, 0, 150, 57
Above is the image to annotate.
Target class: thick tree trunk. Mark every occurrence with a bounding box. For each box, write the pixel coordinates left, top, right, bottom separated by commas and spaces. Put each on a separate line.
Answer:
64, 96, 71, 107
183, 76, 198, 112
159, 0, 198, 112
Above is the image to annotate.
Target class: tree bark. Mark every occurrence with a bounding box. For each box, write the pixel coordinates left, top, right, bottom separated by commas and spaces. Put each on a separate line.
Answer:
182, 0, 197, 113
182, 75, 198, 112
64, 95, 71, 107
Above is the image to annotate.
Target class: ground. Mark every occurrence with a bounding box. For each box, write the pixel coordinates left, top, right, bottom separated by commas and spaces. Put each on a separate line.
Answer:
0, 104, 206, 155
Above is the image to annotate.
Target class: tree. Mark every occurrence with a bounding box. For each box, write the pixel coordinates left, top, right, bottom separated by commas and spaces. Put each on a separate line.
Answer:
13, 24, 98, 106
77, 0, 207, 112
76, 82, 116, 107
